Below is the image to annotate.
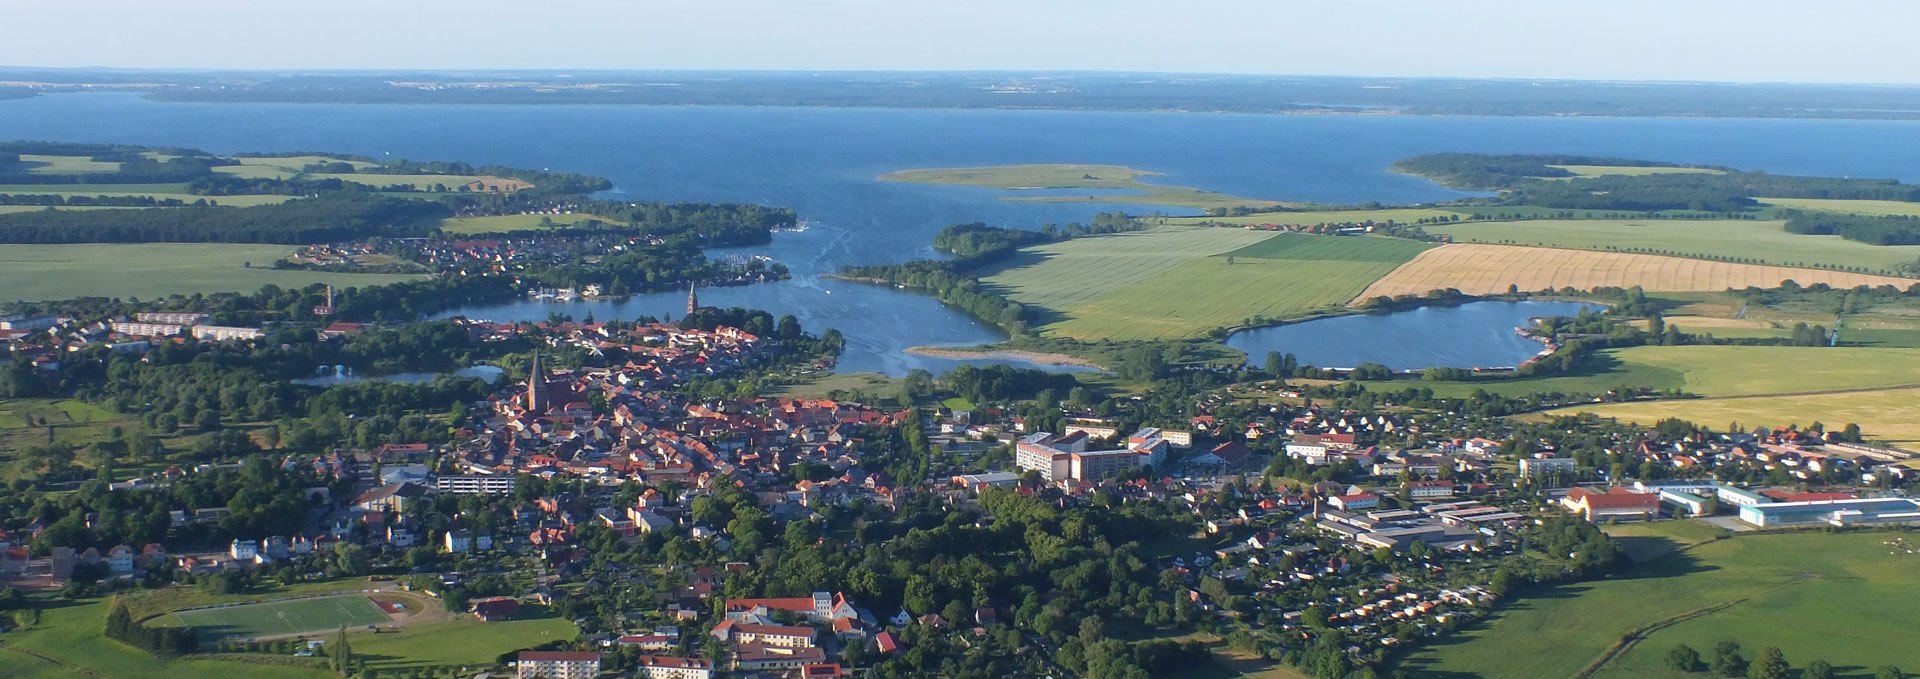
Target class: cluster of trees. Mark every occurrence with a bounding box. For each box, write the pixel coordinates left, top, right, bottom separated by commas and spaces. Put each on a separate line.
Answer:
1390, 154, 1693, 189
1782, 209, 1920, 245
931, 222, 1052, 259
105, 599, 198, 655
13, 455, 331, 554
1395, 153, 1920, 215
0, 194, 197, 207
1666, 641, 1898, 679
0, 195, 449, 244
1485, 516, 1629, 597
839, 259, 1033, 335
940, 363, 1082, 403
0, 144, 224, 185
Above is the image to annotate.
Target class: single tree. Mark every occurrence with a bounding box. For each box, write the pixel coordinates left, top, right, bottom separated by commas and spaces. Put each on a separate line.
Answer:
1747, 647, 1788, 679
1666, 643, 1703, 672
1804, 660, 1836, 679
1712, 640, 1746, 677
1878, 666, 1904, 679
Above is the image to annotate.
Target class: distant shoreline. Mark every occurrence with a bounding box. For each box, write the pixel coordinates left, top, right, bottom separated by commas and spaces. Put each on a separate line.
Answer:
904, 346, 1103, 369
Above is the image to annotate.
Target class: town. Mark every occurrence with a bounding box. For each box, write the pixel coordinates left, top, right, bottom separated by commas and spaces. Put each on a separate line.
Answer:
6, 289, 1919, 678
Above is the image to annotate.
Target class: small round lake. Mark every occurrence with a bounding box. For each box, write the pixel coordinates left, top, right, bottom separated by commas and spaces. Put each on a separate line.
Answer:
1226, 300, 1603, 371
293, 365, 505, 387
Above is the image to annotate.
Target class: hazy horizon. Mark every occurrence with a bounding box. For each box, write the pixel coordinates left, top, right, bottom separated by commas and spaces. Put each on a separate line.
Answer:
5, 0, 1919, 85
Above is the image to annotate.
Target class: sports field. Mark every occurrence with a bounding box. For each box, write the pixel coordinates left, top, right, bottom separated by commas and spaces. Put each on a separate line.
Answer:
0, 243, 424, 301
1358, 244, 1915, 300
1759, 197, 1920, 217
1394, 530, 1920, 679
880, 163, 1281, 211
1427, 219, 1920, 274
981, 228, 1429, 340
166, 594, 391, 640
440, 212, 622, 234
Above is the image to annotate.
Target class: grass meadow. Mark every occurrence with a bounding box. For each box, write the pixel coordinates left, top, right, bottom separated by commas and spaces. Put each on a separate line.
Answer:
981, 228, 1428, 340
0, 243, 422, 301
1758, 197, 1920, 217
0, 183, 294, 207
1426, 219, 1920, 274
350, 614, 577, 672
1164, 207, 1467, 227
0, 597, 333, 679
18, 154, 122, 174
1418, 345, 1920, 403
1557, 387, 1920, 445
439, 212, 623, 235
1394, 530, 1920, 679
1549, 164, 1727, 178
880, 163, 1281, 211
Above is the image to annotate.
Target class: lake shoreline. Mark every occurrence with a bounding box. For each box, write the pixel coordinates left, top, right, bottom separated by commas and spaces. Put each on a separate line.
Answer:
904, 346, 1104, 369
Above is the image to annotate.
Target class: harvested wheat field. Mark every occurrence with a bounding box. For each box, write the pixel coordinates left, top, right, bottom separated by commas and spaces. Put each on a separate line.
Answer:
1357, 244, 1917, 301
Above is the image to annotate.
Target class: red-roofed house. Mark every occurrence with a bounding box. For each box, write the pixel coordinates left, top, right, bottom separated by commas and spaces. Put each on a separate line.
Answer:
1560, 487, 1659, 522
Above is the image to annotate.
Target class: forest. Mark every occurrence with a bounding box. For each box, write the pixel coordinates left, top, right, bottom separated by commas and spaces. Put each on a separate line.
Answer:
0, 195, 450, 243
1396, 153, 1920, 214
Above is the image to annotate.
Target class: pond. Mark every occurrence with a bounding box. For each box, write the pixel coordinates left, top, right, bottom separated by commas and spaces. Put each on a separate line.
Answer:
292, 365, 505, 387
1225, 300, 1603, 371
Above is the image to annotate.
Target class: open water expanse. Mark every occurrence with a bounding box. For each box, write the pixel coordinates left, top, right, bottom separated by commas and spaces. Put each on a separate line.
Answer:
8, 94, 1920, 373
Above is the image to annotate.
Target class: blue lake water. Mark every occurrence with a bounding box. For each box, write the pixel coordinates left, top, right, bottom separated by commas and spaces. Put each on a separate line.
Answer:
1226, 301, 1604, 371
7, 93, 1920, 374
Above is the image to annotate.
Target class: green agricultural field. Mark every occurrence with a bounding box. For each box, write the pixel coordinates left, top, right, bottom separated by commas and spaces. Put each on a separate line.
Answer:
0, 597, 332, 679
18, 153, 122, 174
1554, 387, 1920, 445
1164, 208, 1466, 227
440, 212, 624, 235
166, 595, 391, 641
0, 182, 293, 207
980, 227, 1426, 340
0, 243, 423, 302
1417, 345, 1920, 399
880, 163, 1281, 211
350, 615, 578, 672
1394, 531, 1920, 679
1426, 219, 1920, 274
1758, 197, 1920, 217
1549, 164, 1726, 178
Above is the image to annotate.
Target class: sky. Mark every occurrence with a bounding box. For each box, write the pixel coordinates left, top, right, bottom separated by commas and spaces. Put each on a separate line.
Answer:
4, 0, 1919, 84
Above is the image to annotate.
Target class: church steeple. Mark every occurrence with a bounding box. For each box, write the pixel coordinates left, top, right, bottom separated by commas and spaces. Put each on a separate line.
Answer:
526, 351, 550, 413
687, 282, 699, 315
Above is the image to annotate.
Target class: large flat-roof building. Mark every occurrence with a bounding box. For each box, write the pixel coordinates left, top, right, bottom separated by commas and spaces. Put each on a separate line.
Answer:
516, 651, 600, 679
1738, 498, 1920, 528
1015, 430, 1166, 484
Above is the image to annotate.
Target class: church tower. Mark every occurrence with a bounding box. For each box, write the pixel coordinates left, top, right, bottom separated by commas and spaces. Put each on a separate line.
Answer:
687, 282, 699, 315
526, 351, 550, 413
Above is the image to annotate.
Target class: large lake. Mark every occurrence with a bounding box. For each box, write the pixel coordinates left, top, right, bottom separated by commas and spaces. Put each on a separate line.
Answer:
1227, 301, 1603, 371
9, 94, 1920, 374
